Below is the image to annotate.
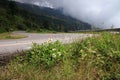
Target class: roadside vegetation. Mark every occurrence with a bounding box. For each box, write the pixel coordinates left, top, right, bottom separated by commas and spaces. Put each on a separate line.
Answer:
0, 32, 120, 80
0, 32, 26, 40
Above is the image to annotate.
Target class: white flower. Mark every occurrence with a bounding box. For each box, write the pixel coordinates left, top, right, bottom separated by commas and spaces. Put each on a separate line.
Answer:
52, 53, 56, 58
52, 48, 56, 51
48, 38, 53, 43
58, 52, 62, 56
50, 38, 53, 41
45, 38, 53, 44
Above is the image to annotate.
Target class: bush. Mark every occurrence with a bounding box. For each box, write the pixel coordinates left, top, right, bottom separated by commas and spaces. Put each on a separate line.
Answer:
23, 39, 66, 68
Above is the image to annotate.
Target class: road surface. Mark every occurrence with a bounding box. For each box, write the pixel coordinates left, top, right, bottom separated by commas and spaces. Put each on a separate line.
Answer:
0, 31, 93, 55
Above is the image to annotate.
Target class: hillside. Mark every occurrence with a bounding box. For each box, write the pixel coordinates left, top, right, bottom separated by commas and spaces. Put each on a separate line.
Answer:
0, 0, 91, 33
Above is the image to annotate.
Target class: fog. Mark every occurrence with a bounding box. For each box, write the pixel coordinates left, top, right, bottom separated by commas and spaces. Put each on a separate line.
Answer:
14, 0, 120, 28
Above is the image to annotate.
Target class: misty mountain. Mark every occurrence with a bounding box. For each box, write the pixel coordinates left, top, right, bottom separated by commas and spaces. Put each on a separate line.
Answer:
16, 2, 91, 30
17, 2, 65, 18
0, 0, 91, 33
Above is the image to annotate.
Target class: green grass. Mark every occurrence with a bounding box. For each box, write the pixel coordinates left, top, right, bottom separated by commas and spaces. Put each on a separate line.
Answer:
0, 32, 26, 40
0, 32, 120, 80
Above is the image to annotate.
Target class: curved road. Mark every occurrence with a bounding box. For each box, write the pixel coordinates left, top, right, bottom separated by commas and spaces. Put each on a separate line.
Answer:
0, 31, 93, 55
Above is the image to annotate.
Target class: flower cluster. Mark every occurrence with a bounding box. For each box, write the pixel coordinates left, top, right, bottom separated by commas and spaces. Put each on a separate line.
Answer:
46, 38, 53, 43
51, 48, 62, 59
25, 40, 65, 68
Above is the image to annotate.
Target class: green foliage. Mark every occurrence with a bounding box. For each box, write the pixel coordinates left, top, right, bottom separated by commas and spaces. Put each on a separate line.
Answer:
0, 33, 120, 80
23, 40, 66, 68
0, 0, 91, 33
70, 33, 120, 79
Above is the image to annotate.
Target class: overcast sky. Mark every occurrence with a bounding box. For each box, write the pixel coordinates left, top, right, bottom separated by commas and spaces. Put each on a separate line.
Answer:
15, 0, 120, 28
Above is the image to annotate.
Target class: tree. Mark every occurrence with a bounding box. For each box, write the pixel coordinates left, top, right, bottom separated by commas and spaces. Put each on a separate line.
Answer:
8, 1, 18, 15
43, 20, 51, 30
0, 0, 9, 7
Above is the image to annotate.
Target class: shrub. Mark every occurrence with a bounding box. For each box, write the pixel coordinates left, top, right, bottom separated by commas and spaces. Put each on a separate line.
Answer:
23, 39, 66, 68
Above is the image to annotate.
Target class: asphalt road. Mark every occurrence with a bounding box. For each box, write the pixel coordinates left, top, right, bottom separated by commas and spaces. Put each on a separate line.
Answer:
0, 31, 93, 55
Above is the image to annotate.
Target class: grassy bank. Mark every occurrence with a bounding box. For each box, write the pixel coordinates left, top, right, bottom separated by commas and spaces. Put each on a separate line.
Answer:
0, 32, 26, 40
0, 33, 120, 80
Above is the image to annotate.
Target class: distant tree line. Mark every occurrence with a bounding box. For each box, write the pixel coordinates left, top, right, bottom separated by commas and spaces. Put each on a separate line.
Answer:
0, 0, 91, 33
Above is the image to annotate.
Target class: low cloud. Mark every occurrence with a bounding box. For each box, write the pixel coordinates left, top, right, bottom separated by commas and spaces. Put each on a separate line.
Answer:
15, 0, 120, 28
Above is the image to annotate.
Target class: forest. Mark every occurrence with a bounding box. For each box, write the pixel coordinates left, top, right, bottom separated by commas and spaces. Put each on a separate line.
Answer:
0, 0, 91, 33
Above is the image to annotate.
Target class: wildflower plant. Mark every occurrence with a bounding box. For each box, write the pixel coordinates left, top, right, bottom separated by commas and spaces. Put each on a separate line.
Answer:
70, 33, 120, 79
24, 39, 65, 68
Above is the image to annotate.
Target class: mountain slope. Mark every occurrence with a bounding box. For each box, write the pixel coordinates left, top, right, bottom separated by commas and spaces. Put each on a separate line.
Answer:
0, 0, 91, 33
16, 2, 91, 30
